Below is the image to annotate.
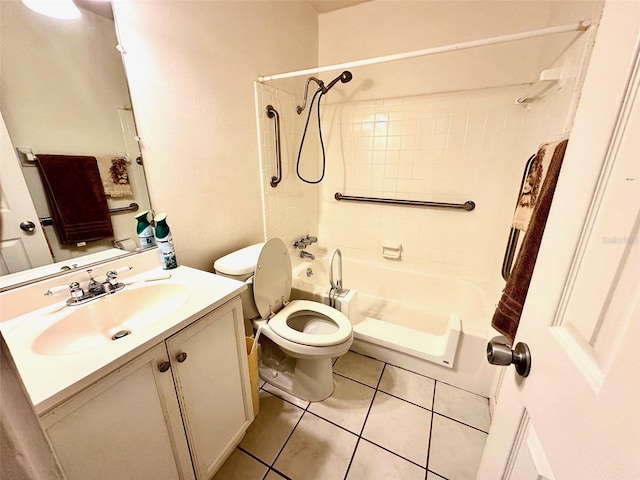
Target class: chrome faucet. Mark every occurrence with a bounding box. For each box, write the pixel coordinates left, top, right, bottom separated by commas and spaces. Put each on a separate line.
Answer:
300, 251, 315, 260
45, 266, 132, 306
293, 235, 318, 249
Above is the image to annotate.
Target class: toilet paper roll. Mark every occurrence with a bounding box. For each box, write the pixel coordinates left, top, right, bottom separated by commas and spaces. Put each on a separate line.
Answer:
114, 238, 137, 252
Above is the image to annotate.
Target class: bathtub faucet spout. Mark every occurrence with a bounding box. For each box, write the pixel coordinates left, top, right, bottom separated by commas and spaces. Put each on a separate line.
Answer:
300, 250, 315, 260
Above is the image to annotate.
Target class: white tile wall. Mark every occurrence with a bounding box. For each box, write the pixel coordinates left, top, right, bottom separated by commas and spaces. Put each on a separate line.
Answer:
255, 83, 321, 268
319, 86, 533, 294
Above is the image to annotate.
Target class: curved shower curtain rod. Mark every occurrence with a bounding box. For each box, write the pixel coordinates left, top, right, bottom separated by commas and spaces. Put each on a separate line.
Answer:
258, 20, 591, 82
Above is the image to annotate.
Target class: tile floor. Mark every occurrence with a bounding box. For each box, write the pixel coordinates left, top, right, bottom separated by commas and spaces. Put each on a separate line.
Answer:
214, 351, 490, 480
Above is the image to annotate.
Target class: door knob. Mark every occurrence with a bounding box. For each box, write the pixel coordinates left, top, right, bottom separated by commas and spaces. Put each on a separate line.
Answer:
20, 221, 36, 232
158, 361, 171, 373
486, 337, 531, 377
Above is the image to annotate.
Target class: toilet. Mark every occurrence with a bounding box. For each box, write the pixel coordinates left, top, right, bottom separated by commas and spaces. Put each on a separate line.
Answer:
214, 238, 353, 402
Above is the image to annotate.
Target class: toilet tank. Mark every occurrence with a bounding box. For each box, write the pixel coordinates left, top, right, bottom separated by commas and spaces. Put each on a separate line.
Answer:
213, 243, 264, 320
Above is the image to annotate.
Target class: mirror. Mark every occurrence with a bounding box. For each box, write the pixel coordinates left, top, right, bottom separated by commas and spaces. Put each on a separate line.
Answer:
0, 0, 152, 288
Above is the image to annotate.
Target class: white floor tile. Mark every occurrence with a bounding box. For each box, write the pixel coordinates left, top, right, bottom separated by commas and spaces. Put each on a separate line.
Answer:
262, 381, 311, 409
378, 365, 435, 409
362, 392, 431, 466
274, 413, 358, 480
333, 351, 384, 387
308, 374, 375, 434
212, 449, 267, 480
264, 470, 287, 480
426, 471, 447, 480
428, 414, 488, 480
433, 382, 491, 432
346, 439, 426, 480
240, 391, 304, 465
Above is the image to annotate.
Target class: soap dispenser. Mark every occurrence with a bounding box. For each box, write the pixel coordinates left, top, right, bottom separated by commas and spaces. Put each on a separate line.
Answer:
154, 213, 178, 270
135, 210, 156, 249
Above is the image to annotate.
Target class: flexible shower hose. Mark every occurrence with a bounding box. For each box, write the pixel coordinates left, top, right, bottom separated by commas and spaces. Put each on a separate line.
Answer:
296, 88, 327, 184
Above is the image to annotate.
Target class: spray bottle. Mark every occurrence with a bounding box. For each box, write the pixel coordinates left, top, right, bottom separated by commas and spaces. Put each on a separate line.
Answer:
153, 213, 178, 270
135, 210, 156, 250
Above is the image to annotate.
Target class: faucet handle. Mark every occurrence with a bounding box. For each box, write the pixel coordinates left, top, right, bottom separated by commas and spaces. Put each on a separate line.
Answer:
99, 265, 132, 283
69, 282, 85, 299
305, 235, 318, 244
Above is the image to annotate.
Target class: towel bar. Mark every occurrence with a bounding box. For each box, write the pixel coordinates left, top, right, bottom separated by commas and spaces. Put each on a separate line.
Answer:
501, 154, 536, 281
39, 203, 139, 227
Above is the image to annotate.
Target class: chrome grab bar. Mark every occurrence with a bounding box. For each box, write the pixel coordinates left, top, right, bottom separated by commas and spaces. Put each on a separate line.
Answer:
329, 248, 342, 290
266, 105, 282, 188
335, 192, 475, 211
501, 154, 536, 281
328, 248, 344, 309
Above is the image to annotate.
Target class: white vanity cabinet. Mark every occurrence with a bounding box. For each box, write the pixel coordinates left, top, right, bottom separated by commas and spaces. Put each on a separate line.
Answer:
40, 297, 253, 480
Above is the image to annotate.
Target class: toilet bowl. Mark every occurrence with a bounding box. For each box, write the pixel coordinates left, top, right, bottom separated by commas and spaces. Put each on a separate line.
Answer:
214, 238, 353, 401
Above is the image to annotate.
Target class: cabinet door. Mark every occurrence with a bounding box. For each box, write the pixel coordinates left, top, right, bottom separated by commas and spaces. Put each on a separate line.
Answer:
166, 298, 253, 479
41, 344, 195, 480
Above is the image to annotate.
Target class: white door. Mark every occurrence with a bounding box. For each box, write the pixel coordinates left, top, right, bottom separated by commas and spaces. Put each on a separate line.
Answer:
0, 113, 52, 274
478, 2, 640, 479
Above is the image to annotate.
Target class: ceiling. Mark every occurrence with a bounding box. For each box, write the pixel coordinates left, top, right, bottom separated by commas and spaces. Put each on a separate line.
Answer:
75, 0, 113, 20
307, 0, 370, 14
75, 1, 368, 19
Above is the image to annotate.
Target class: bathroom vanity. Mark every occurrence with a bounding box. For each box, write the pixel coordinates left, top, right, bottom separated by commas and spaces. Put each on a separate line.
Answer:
0, 250, 253, 480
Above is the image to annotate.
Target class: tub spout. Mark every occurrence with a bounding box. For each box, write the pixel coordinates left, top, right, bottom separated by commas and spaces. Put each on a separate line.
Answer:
300, 250, 315, 260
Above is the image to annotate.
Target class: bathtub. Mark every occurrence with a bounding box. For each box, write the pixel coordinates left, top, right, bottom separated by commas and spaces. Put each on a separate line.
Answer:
291, 256, 498, 397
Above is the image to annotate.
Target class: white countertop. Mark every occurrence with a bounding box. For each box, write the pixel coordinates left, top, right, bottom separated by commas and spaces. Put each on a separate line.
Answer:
0, 255, 245, 414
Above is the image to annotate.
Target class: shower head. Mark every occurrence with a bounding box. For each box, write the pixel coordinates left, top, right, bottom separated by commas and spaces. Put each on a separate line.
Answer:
296, 71, 353, 115
323, 71, 353, 93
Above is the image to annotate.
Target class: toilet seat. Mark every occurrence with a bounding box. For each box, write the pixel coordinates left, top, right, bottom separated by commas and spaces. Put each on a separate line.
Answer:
253, 239, 352, 348
269, 300, 352, 346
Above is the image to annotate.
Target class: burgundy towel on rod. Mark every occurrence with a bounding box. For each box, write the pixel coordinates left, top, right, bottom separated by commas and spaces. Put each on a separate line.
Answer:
491, 139, 568, 343
36, 155, 114, 244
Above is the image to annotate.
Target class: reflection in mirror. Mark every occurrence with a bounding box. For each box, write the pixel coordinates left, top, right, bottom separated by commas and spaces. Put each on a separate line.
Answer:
0, 0, 152, 288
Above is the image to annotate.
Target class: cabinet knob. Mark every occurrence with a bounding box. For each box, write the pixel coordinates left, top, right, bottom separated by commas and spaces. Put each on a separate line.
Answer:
158, 361, 171, 373
176, 352, 188, 363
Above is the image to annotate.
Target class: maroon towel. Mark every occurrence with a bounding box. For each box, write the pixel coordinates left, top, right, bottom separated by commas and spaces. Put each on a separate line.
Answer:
36, 155, 114, 244
492, 139, 568, 343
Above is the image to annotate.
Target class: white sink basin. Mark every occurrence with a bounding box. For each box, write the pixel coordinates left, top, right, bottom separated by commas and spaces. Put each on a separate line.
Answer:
32, 283, 190, 356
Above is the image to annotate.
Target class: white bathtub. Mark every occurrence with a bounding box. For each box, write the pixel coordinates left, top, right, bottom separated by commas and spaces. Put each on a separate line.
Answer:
291, 256, 498, 396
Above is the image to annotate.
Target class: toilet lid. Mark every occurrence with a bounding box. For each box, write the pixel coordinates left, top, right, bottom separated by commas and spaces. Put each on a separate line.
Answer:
253, 238, 292, 319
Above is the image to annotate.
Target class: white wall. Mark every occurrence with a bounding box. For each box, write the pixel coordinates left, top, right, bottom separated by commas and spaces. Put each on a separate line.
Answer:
318, 1, 600, 102
113, 0, 318, 271
0, 2, 129, 155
